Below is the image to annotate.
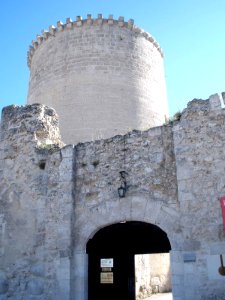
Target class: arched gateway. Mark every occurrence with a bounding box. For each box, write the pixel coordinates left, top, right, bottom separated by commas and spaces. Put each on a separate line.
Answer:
86, 221, 171, 300
72, 193, 180, 300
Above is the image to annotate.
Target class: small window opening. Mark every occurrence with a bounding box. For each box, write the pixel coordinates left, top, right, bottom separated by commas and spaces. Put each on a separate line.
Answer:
39, 161, 46, 170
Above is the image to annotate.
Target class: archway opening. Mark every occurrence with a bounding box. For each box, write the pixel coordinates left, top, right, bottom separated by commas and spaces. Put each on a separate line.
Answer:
86, 221, 172, 300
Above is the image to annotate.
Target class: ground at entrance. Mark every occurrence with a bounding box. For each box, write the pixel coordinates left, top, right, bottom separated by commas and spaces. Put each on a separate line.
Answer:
145, 292, 173, 300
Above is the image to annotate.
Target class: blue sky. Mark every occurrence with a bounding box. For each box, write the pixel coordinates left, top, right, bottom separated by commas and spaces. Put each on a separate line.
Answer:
0, 0, 225, 117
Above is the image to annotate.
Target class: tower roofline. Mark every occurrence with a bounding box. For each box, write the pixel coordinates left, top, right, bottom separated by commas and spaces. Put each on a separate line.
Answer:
27, 14, 163, 68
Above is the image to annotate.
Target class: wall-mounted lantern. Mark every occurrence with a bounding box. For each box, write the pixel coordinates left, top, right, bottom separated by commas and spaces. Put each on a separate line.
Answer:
118, 171, 128, 198
218, 254, 225, 276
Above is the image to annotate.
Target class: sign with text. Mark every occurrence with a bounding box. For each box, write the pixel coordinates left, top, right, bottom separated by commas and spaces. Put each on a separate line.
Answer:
100, 258, 113, 268
220, 197, 225, 230
100, 272, 113, 284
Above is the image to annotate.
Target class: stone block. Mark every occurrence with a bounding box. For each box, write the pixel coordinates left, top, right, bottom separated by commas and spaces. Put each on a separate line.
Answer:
0, 272, 8, 295
172, 274, 184, 285
172, 284, 184, 298
30, 264, 45, 277
171, 262, 184, 275
27, 278, 44, 295
59, 158, 73, 181
182, 240, 201, 251
61, 145, 74, 159
210, 242, 225, 254
209, 93, 221, 110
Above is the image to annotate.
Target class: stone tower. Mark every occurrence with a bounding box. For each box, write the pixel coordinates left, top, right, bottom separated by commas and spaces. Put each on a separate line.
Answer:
27, 14, 168, 144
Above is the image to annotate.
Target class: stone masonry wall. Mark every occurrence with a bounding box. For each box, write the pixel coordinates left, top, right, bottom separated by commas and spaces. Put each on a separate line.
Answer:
0, 105, 74, 300
71, 122, 179, 300
1, 94, 225, 299
27, 15, 168, 144
73, 123, 179, 252
172, 94, 225, 300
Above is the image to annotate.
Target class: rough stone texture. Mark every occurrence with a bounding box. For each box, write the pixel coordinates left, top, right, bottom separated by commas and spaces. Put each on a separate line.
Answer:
0, 105, 73, 300
1, 94, 225, 299
27, 16, 168, 144
172, 94, 225, 300
73, 123, 179, 254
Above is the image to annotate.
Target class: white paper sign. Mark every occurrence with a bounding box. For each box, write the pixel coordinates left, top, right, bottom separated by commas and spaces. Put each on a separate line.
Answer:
100, 258, 113, 268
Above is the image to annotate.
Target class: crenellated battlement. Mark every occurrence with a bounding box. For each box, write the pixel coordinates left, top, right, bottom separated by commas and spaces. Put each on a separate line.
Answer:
27, 13, 168, 144
27, 14, 163, 68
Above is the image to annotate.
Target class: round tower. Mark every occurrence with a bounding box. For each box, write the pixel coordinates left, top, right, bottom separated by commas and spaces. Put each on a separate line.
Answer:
27, 14, 168, 144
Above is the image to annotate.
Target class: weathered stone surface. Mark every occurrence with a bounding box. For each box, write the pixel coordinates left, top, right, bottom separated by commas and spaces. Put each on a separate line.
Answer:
27, 16, 168, 144
27, 278, 44, 295
30, 264, 45, 277
0, 94, 225, 299
0, 271, 8, 295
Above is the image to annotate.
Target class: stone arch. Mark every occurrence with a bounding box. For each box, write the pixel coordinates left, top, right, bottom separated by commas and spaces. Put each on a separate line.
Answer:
73, 194, 181, 300
74, 194, 180, 252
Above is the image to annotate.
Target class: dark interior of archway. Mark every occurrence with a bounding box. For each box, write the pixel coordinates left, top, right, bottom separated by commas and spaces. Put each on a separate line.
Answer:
87, 221, 171, 300
87, 221, 171, 255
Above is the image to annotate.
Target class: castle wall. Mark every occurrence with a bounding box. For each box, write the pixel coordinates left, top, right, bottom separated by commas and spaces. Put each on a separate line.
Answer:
172, 94, 225, 299
0, 95, 225, 299
27, 15, 168, 144
72, 122, 179, 251
71, 119, 179, 300
0, 105, 73, 300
